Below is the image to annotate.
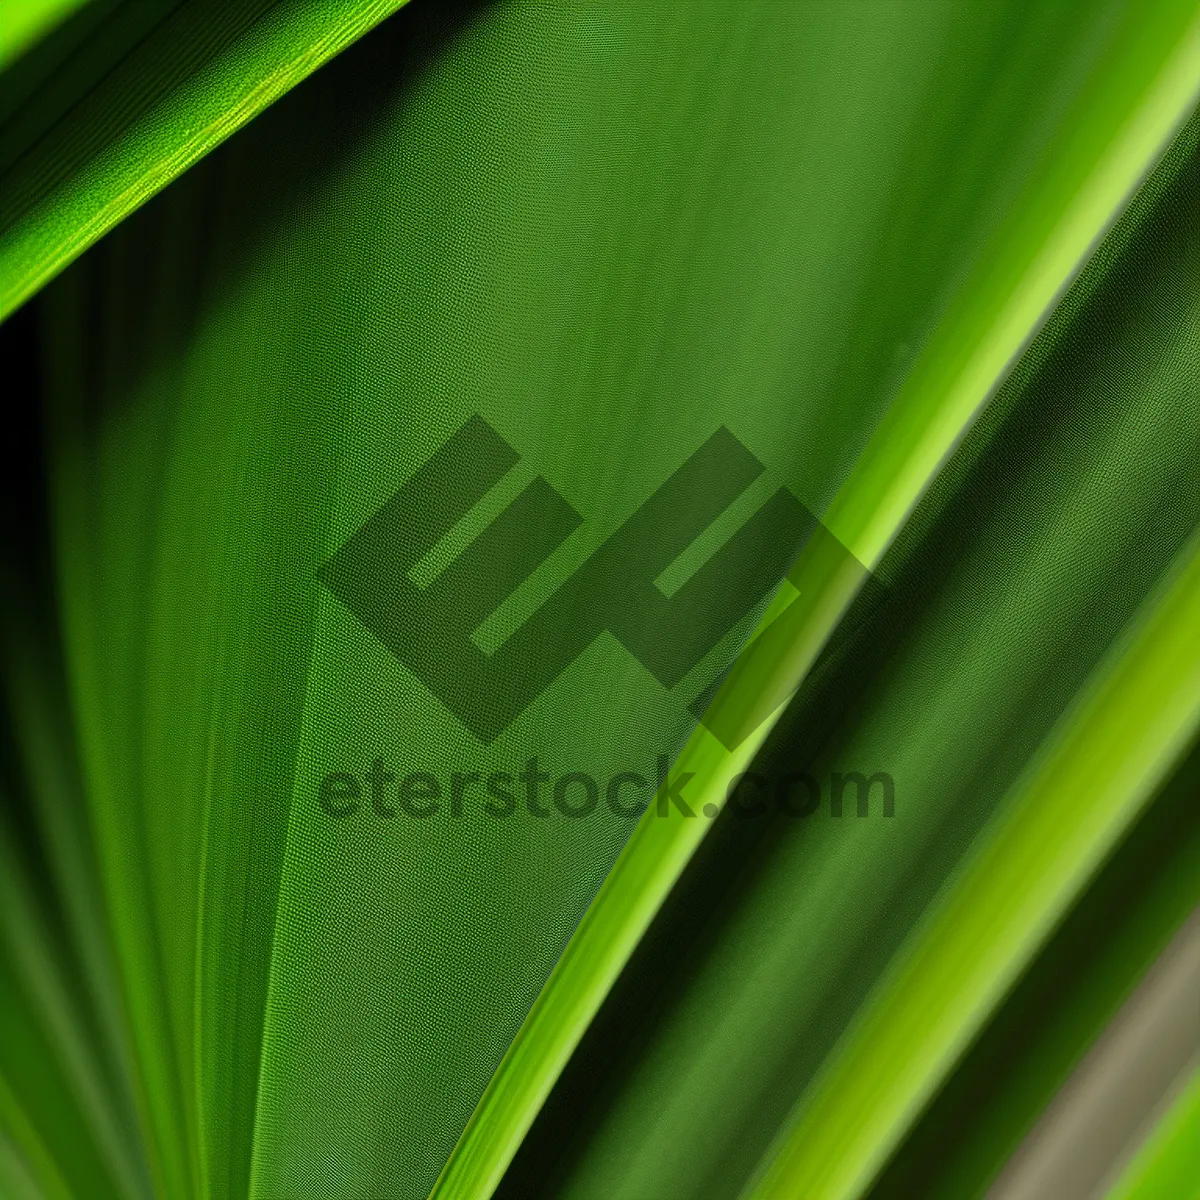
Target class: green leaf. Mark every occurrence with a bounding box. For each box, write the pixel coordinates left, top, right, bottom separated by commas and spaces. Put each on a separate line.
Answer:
493, 104, 1200, 1200
0, 0, 412, 320
3, 4, 1198, 1198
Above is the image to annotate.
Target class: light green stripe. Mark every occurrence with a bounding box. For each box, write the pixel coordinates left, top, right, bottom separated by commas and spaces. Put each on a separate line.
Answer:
827, 8, 1200, 569
746, 528, 1200, 1200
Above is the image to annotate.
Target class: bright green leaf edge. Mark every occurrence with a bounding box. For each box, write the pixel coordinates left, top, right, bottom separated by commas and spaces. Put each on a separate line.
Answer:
0, 0, 91, 71
0, 0, 411, 322
430, 12, 1200, 1200
868, 738, 1200, 1200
